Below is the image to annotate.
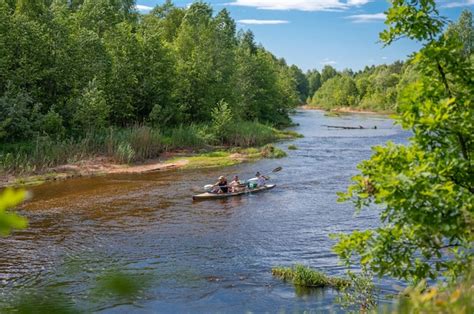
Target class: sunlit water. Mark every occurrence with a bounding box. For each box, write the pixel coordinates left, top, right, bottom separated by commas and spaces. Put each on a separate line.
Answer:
0, 110, 410, 312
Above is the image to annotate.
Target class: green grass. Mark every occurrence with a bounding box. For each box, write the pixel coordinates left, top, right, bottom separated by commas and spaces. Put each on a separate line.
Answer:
172, 151, 242, 169
288, 145, 298, 150
272, 265, 350, 289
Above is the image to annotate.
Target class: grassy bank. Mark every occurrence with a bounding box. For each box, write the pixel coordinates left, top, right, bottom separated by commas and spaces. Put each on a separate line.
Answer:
0, 122, 299, 180
171, 145, 287, 170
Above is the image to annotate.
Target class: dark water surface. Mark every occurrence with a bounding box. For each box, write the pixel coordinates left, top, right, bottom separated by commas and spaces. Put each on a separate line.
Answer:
0, 110, 409, 313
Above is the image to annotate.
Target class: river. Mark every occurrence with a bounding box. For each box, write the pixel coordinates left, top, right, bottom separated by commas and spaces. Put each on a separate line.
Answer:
0, 110, 409, 313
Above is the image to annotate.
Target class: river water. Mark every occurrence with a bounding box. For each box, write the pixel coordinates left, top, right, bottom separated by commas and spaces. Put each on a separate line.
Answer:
0, 110, 409, 313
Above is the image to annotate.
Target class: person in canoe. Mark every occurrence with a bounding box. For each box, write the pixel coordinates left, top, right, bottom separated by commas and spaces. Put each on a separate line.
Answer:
247, 172, 269, 189
213, 176, 228, 194
229, 175, 244, 193
255, 172, 269, 187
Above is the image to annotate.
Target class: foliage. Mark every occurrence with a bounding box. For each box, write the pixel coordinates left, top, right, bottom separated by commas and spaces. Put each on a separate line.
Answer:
312, 75, 359, 109
94, 270, 151, 299
395, 268, 474, 314
321, 65, 338, 84
336, 270, 378, 312
334, 0, 473, 286
211, 99, 234, 142
272, 265, 349, 289
307, 61, 404, 112
0, 0, 301, 168
0, 188, 28, 236
288, 145, 297, 150
72, 78, 110, 133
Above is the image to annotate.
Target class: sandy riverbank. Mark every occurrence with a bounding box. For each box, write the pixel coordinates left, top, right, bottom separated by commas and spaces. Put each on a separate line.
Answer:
300, 105, 393, 115
1, 146, 285, 188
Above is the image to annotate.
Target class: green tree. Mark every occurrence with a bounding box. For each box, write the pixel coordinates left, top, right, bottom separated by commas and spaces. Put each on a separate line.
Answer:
73, 78, 110, 132
306, 69, 321, 102
321, 65, 338, 84
335, 0, 473, 284
446, 9, 473, 57
311, 75, 358, 109
289, 65, 309, 103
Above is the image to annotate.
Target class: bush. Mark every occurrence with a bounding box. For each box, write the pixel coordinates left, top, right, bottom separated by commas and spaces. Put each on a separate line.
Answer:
0, 86, 36, 142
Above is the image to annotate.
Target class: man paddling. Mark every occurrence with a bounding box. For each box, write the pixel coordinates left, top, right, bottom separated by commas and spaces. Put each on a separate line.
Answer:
212, 176, 228, 194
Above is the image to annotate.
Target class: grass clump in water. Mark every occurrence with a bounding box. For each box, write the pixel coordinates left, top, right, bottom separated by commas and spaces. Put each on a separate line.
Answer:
261, 144, 287, 159
288, 144, 298, 150
272, 265, 349, 289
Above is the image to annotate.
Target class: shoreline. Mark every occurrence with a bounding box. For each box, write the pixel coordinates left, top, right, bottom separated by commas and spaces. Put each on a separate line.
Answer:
0, 145, 288, 188
300, 105, 393, 115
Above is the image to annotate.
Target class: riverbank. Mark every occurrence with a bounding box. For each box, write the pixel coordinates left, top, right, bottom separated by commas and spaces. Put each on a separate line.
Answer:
301, 105, 393, 115
0, 121, 301, 187
0, 144, 292, 188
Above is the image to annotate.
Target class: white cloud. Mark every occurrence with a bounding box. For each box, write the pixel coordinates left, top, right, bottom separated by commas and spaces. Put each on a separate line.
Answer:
321, 58, 337, 65
238, 19, 290, 24
135, 4, 153, 12
227, 0, 372, 12
345, 13, 386, 23
381, 56, 388, 60
440, 0, 474, 8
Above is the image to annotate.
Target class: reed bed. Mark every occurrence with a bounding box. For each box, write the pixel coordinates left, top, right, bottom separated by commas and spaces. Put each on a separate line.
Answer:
1, 122, 300, 175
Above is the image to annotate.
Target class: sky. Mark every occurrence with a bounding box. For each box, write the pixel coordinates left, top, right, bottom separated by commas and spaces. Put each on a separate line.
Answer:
135, 0, 474, 71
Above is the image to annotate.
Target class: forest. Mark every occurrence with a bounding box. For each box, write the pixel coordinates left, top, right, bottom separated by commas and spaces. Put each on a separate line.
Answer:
0, 0, 302, 174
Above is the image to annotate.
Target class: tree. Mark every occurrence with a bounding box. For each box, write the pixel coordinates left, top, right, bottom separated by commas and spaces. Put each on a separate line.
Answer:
311, 75, 358, 109
321, 65, 338, 84
335, 0, 473, 284
446, 10, 473, 57
306, 69, 321, 102
73, 78, 110, 133
289, 65, 309, 103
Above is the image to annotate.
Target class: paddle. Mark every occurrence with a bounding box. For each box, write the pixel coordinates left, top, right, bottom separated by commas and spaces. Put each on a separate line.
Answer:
203, 166, 283, 191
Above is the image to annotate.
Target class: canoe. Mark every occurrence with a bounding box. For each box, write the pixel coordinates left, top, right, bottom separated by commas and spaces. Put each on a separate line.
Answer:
192, 184, 276, 201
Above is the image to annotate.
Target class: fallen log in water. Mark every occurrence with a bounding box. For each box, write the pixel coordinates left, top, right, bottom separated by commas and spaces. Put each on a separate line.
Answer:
322, 125, 377, 130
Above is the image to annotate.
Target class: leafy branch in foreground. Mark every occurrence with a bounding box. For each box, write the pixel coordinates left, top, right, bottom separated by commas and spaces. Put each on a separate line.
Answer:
334, 0, 473, 285
0, 188, 28, 236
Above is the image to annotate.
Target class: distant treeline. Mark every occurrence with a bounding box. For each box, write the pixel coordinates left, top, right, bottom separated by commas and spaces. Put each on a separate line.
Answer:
0, 0, 303, 145
288, 57, 413, 112
307, 61, 408, 112
299, 10, 473, 112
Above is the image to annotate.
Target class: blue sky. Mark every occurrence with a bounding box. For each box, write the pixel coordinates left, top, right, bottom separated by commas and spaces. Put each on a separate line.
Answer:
136, 0, 474, 72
